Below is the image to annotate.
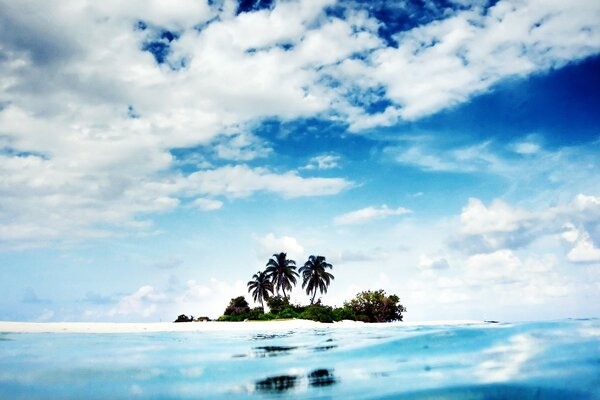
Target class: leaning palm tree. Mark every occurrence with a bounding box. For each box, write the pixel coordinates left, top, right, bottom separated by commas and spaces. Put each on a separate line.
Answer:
265, 252, 299, 298
299, 255, 334, 304
247, 270, 273, 311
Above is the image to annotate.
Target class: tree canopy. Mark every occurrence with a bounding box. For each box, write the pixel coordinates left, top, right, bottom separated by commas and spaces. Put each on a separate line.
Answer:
344, 290, 406, 322
299, 255, 334, 304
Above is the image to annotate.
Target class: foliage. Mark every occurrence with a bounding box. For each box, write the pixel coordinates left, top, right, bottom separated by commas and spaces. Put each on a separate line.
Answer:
299, 255, 334, 304
300, 304, 335, 323
332, 306, 355, 321
217, 290, 406, 323
266, 295, 290, 314
265, 253, 299, 298
247, 271, 274, 310
344, 290, 406, 322
278, 306, 301, 319
223, 296, 251, 316
219, 306, 267, 321
174, 314, 193, 322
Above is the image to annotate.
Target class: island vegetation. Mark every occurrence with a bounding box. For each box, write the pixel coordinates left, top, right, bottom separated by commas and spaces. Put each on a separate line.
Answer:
217, 252, 406, 323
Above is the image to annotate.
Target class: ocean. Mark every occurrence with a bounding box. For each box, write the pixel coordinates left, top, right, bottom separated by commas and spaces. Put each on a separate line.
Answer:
1, 319, 599, 399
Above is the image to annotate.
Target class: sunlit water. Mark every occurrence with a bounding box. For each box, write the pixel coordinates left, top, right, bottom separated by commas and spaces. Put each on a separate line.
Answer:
1, 319, 599, 399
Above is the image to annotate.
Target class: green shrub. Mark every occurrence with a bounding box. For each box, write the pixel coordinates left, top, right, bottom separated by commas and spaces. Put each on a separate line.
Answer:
332, 306, 355, 321
300, 305, 335, 323
259, 312, 278, 321
223, 296, 251, 316
344, 290, 406, 322
278, 306, 301, 319
266, 295, 289, 314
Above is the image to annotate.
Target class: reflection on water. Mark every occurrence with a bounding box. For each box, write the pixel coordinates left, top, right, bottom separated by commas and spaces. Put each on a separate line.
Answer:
251, 331, 294, 340
252, 345, 298, 357
308, 368, 337, 387
255, 374, 298, 392
254, 369, 337, 393
1, 319, 599, 399
313, 344, 337, 352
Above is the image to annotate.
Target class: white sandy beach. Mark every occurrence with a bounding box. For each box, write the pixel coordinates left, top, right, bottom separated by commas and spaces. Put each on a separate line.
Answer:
0, 319, 482, 333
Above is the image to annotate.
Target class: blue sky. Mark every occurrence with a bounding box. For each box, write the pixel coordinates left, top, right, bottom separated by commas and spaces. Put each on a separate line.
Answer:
0, 0, 599, 322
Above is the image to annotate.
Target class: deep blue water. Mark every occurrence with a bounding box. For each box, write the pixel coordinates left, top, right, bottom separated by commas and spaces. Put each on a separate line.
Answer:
1, 320, 599, 399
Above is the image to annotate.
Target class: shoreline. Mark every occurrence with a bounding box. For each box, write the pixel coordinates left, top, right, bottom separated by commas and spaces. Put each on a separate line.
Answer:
0, 319, 482, 333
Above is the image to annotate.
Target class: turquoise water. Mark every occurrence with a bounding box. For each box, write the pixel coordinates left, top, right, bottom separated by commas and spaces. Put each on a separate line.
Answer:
1, 320, 599, 399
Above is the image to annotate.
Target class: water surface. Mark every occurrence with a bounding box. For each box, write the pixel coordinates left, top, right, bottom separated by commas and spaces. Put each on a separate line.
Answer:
1, 319, 599, 399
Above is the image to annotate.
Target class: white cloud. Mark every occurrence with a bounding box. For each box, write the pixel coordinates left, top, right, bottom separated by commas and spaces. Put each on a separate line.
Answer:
361, 0, 600, 121
388, 140, 509, 173
93, 0, 214, 30
563, 225, 600, 263
213, 132, 272, 161
193, 197, 223, 211
462, 250, 569, 302
255, 233, 305, 262
512, 141, 541, 155
419, 255, 450, 270
334, 205, 412, 225
108, 285, 169, 318
460, 198, 535, 235
1, 0, 599, 247
185, 165, 352, 199
465, 249, 522, 282
455, 194, 600, 253
96, 278, 247, 321
173, 278, 247, 318
302, 154, 341, 170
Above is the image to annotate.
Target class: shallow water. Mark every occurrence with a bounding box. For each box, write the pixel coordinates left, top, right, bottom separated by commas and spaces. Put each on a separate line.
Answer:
1, 319, 599, 399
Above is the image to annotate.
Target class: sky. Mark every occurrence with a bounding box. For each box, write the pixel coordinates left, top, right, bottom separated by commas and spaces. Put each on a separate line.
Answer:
0, 0, 599, 322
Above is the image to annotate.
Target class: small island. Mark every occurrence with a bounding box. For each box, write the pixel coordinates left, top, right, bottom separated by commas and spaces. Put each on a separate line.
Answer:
176, 252, 406, 324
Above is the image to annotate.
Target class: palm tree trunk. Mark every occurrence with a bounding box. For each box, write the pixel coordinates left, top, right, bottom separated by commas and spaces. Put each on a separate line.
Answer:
282, 286, 287, 299
311, 290, 317, 305
261, 298, 264, 312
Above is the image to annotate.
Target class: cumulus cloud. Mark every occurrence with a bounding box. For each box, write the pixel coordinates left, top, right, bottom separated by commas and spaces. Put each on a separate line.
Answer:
419, 255, 450, 270
255, 233, 305, 262
185, 165, 352, 199
334, 205, 412, 225
464, 249, 523, 282
302, 154, 341, 170
463, 250, 570, 301
454, 194, 600, 254
405, 249, 570, 318
95, 277, 247, 321
193, 197, 224, 211
213, 132, 272, 161
1, 0, 599, 247
562, 224, 600, 263
353, 0, 600, 124
460, 198, 534, 235
512, 141, 541, 155
108, 285, 169, 318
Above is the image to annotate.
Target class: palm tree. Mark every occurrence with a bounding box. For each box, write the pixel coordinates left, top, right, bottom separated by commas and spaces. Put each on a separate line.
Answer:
265, 252, 299, 298
247, 270, 273, 311
299, 255, 334, 304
